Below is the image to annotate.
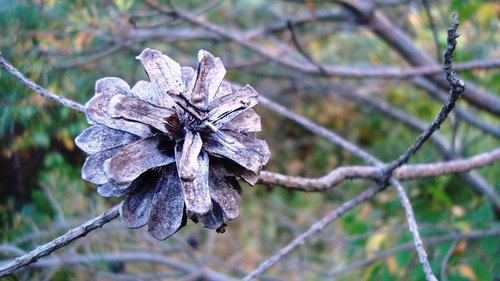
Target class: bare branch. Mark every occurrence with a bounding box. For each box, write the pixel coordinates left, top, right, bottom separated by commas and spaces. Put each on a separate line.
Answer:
260, 83, 499, 202
0, 52, 85, 113
0, 204, 121, 277
421, 0, 442, 63
348, 0, 500, 115
286, 20, 327, 75
440, 237, 458, 281
391, 180, 437, 281
250, 16, 484, 274
259, 148, 500, 191
381, 13, 466, 178
337, 84, 499, 206
381, 14, 463, 281
17, 252, 237, 281
152, 2, 500, 115
258, 95, 380, 165
242, 183, 388, 281
55, 42, 129, 70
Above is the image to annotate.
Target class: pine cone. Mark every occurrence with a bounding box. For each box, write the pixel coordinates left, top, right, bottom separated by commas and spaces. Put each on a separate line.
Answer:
75, 48, 270, 240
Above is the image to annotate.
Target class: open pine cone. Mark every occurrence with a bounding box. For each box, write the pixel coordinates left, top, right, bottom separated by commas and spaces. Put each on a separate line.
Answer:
75, 48, 270, 240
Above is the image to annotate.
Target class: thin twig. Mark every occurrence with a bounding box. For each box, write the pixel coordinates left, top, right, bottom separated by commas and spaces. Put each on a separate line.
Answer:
391, 180, 437, 281
286, 20, 328, 74
132, 0, 223, 29
381, 13, 465, 178
55, 42, 128, 70
422, 0, 442, 63
248, 15, 472, 276
258, 95, 380, 165
440, 237, 458, 281
14, 252, 237, 281
379, 13, 464, 281
242, 183, 388, 281
0, 52, 85, 113
0, 204, 121, 277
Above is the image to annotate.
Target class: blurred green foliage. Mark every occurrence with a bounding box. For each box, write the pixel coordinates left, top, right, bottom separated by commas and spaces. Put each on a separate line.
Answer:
0, 0, 499, 280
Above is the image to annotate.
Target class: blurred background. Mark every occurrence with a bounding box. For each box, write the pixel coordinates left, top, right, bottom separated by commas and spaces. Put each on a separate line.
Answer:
0, 0, 499, 280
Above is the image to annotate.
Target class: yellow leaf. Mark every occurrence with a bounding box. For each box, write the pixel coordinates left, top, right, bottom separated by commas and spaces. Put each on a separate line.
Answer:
454, 264, 477, 281
63, 136, 74, 151
366, 232, 387, 253
386, 256, 399, 275
477, 3, 499, 28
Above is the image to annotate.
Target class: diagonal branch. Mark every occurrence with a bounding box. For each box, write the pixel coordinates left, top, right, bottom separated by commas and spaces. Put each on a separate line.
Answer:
19, 252, 237, 281
245, 12, 468, 281
286, 20, 328, 74
0, 204, 121, 277
243, 183, 388, 281
259, 95, 380, 165
381, 12, 466, 178
0, 52, 85, 113
391, 179, 437, 281
382, 13, 463, 281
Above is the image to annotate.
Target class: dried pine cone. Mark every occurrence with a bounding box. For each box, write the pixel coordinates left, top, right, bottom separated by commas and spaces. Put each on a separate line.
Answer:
75, 48, 270, 240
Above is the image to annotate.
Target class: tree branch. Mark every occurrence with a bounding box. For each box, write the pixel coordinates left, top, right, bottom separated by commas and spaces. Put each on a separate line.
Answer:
15, 252, 237, 281
259, 148, 500, 191
151, 1, 500, 115
242, 183, 388, 281
286, 20, 327, 74
0, 52, 85, 113
440, 237, 458, 281
250, 12, 468, 281
0, 204, 121, 277
391, 180, 437, 281
349, 0, 500, 115
381, 12, 466, 178
258, 95, 380, 165
381, 14, 462, 281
